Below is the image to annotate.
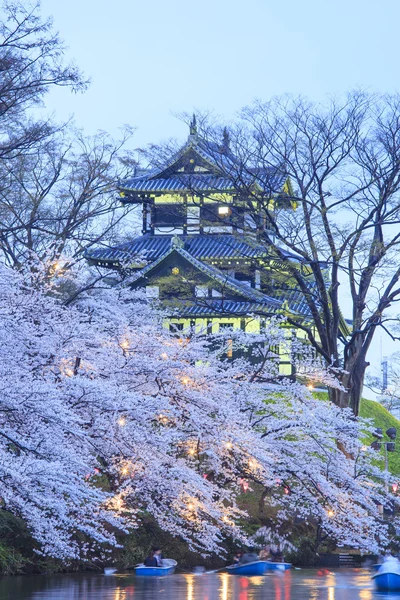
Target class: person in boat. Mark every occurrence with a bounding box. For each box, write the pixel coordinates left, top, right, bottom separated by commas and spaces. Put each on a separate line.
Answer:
144, 547, 163, 567
259, 546, 270, 560
269, 544, 284, 562
240, 548, 260, 564
233, 551, 243, 565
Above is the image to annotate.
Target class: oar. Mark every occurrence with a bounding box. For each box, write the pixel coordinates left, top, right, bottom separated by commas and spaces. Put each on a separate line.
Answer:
204, 566, 228, 574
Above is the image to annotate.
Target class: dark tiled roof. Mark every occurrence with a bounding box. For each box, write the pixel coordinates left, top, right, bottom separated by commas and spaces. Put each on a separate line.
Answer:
120, 132, 287, 195
128, 245, 282, 310
85, 235, 269, 264
122, 171, 286, 194
168, 300, 279, 317
122, 174, 240, 193
281, 288, 313, 318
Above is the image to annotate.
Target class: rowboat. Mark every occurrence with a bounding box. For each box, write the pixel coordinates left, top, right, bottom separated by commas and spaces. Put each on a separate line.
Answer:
263, 561, 292, 571
135, 558, 177, 576
372, 557, 400, 592
227, 560, 267, 576
372, 571, 400, 592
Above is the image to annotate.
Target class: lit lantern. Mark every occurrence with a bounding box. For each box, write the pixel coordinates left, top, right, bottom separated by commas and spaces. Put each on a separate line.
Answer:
393, 483, 398, 493
240, 478, 249, 492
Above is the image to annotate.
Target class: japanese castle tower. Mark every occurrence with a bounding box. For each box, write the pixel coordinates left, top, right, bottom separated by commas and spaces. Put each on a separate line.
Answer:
87, 117, 316, 373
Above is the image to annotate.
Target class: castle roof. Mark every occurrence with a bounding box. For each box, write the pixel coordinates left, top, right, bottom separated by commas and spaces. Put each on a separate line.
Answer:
120, 127, 287, 197
85, 234, 275, 265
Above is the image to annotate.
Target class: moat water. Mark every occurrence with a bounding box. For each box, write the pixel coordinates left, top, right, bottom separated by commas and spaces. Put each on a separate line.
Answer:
0, 569, 393, 600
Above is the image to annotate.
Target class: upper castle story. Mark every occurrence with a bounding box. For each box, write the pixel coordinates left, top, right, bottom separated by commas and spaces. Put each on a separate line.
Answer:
118, 116, 295, 238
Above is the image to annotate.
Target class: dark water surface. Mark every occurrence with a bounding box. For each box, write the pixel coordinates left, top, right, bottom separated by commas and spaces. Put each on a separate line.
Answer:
0, 569, 395, 600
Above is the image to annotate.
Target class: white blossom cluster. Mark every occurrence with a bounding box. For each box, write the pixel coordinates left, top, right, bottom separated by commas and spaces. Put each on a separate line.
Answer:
0, 263, 397, 559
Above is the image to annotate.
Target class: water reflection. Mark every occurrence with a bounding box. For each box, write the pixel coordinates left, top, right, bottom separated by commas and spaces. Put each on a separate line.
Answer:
0, 569, 384, 600
219, 573, 230, 600
326, 571, 336, 600
114, 587, 127, 600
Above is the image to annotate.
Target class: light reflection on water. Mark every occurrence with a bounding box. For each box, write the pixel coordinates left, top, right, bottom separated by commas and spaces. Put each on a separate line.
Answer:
0, 569, 397, 600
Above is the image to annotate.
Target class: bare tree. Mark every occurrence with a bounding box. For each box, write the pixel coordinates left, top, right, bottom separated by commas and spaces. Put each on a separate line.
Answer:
154, 95, 400, 415
0, 127, 138, 269
199, 93, 400, 415
0, 1, 87, 158
0, 2, 140, 273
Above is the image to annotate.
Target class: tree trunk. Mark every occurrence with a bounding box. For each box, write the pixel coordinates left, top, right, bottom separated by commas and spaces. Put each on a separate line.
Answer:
327, 359, 369, 416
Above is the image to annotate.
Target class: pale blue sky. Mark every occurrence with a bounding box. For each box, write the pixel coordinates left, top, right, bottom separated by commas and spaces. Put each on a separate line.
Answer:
40, 0, 400, 385
41, 0, 400, 148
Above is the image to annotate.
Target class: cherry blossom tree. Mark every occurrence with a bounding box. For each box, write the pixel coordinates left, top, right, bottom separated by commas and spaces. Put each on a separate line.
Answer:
0, 261, 398, 559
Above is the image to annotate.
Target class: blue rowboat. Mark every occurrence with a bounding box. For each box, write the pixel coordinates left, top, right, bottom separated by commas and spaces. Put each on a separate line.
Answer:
264, 562, 292, 571
135, 558, 177, 576
372, 571, 400, 592
227, 561, 267, 576
372, 558, 400, 592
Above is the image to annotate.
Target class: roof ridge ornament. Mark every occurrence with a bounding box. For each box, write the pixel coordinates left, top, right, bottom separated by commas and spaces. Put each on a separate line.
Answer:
189, 113, 197, 136
171, 235, 184, 248
221, 127, 230, 154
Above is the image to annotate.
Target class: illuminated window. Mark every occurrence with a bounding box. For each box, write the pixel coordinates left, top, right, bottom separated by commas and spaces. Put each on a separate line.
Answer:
218, 206, 231, 217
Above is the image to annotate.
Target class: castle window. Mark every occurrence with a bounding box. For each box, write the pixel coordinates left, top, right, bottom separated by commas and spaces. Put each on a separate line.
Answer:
169, 323, 184, 333
219, 323, 234, 331
154, 204, 185, 226
187, 206, 200, 230
218, 206, 231, 217
200, 203, 243, 226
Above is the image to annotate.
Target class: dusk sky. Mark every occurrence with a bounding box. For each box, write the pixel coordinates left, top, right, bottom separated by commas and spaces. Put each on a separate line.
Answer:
41, 0, 400, 148
40, 0, 400, 385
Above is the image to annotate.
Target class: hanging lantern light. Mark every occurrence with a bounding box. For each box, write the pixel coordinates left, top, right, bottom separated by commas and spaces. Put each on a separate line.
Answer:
240, 478, 249, 492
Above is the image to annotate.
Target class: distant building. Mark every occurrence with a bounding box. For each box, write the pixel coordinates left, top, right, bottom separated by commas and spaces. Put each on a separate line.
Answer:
86, 117, 326, 374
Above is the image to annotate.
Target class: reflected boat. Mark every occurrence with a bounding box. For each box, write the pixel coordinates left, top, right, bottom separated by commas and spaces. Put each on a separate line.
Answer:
227, 561, 266, 576
135, 558, 177, 576
263, 561, 292, 571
